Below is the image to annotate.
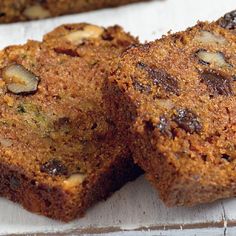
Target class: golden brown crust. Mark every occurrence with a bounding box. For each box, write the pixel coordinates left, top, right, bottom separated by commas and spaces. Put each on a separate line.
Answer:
0, 0, 149, 23
106, 11, 236, 207
0, 23, 141, 221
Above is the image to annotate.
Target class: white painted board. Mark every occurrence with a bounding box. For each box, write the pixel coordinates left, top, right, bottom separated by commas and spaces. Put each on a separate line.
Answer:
0, 0, 236, 235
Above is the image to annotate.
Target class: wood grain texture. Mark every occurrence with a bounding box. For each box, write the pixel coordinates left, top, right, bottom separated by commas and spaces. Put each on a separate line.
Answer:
0, 0, 236, 235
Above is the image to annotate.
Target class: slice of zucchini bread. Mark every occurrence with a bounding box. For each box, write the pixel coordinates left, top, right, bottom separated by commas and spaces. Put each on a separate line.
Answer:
0, 0, 149, 23
105, 10, 236, 207
0, 23, 141, 221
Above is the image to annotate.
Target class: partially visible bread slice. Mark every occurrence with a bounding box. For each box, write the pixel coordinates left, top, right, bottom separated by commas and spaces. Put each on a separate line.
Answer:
0, 23, 141, 221
0, 0, 149, 23
105, 10, 236, 207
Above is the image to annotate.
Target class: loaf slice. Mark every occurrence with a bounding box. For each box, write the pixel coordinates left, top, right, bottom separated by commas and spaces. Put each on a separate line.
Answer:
0, 0, 149, 23
105, 10, 236, 207
0, 23, 141, 221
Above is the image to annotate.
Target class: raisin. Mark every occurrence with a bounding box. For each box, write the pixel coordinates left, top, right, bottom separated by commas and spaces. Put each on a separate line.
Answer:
173, 108, 202, 134
201, 155, 207, 162
144, 116, 172, 137
102, 30, 114, 41
54, 48, 79, 57
137, 62, 180, 95
132, 80, 151, 93
40, 159, 68, 176
0, 13, 6, 17
137, 61, 147, 70
64, 25, 75, 31
91, 123, 97, 129
150, 69, 180, 95
221, 154, 232, 162
201, 70, 233, 96
144, 120, 155, 131
157, 116, 172, 137
219, 10, 236, 30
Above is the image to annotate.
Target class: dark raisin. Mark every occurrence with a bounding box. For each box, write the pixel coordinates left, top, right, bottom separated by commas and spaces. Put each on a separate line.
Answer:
9, 176, 20, 190
137, 62, 180, 95
201, 70, 233, 96
0, 13, 6, 17
117, 39, 134, 48
144, 120, 155, 131
173, 108, 202, 134
219, 10, 236, 30
137, 61, 148, 70
91, 123, 97, 129
132, 80, 151, 93
157, 116, 172, 137
40, 159, 68, 176
221, 154, 232, 162
201, 155, 207, 162
102, 30, 114, 41
144, 117, 172, 137
150, 69, 180, 95
64, 25, 75, 31
54, 48, 79, 57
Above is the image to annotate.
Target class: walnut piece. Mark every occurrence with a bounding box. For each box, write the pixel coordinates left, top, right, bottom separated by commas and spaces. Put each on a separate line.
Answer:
196, 50, 231, 67
65, 25, 104, 45
0, 137, 13, 147
2, 64, 39, 94
194, 31, 227, 45
63, 173, 86, 188
23, 5, 51, 20
156, 99, 175, 110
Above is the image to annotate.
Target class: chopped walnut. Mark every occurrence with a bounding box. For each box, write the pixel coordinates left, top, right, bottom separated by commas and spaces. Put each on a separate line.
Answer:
23, 5, 51, 19
2, 64, 39, 94
194, 31, 227, 45
65, 25, 104, 45
196, 50, 231, 67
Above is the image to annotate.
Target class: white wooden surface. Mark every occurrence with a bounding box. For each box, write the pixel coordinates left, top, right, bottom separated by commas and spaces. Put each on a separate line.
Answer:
0, 0, 236, 235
